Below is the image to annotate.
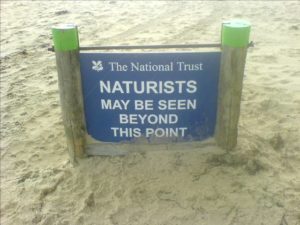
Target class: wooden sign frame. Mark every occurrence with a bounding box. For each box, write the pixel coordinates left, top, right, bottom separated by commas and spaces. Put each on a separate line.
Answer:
51, 21, 251, 163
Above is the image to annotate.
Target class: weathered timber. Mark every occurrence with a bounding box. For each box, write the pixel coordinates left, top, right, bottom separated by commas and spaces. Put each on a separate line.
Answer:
52, 25, 86, 162
215, 46, 248, 149
215, 20, 251, 150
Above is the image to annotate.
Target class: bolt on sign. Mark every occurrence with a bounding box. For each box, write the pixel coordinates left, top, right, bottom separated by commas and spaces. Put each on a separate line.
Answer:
52, 21, 251, 159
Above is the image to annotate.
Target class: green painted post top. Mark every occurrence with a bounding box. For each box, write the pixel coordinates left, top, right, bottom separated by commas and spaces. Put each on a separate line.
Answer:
221, 20, 251, 48
52, 24, 79, 51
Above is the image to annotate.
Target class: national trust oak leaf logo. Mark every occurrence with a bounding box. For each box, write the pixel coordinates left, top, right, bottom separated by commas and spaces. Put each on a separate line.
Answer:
92, 60, 104, 72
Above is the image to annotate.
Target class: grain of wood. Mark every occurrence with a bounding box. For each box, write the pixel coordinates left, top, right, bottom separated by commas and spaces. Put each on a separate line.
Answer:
215, 46, 248, 150
55, 50, 86, 161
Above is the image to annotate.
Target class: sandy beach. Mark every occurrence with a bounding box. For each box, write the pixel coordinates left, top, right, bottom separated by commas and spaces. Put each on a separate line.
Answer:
1, 1, 300, 225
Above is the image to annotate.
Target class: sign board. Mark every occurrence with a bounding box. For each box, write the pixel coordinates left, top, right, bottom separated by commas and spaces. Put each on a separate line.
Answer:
80, 52, 220, 143
52, 22, 251, 158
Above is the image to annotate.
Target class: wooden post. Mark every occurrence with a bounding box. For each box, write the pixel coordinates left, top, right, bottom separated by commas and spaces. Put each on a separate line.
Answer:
215, 20, 251, 150
52, 24, 86, 162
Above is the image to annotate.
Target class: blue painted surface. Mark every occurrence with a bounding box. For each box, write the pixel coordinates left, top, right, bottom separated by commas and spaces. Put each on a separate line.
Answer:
80, 52, 220, 143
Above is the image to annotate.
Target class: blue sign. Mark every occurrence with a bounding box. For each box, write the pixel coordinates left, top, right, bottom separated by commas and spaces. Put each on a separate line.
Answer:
80, 52, 220, 143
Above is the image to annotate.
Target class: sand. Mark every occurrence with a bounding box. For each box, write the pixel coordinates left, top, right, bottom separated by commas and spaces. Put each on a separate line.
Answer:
1, 1, 300, 225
